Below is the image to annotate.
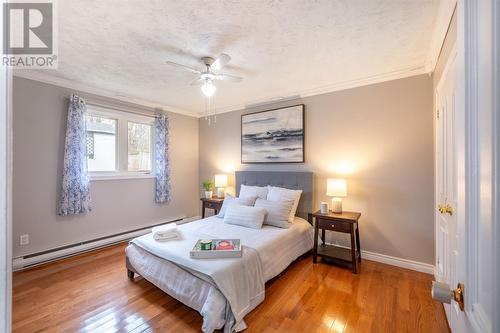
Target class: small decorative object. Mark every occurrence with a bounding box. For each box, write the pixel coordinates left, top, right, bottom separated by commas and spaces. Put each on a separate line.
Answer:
241, 104, 304, 163
320, 202, 329, 214
326, 178, 347, 213
202, 179, 214, 199
214, 174, 228, 198
190, 239, 242, 258
216, 240, 234, 250
200, 239, 213, 251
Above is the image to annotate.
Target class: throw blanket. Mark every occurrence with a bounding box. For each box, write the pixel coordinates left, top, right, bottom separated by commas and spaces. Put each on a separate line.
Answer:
131, 228, 265, 332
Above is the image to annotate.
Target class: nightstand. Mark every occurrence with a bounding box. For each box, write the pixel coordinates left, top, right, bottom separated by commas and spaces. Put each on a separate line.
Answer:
312, 210, 362, 273
200, 197, 224, 218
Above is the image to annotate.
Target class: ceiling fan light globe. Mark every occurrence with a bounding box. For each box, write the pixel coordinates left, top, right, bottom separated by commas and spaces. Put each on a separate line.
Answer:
201, 80, 216, 97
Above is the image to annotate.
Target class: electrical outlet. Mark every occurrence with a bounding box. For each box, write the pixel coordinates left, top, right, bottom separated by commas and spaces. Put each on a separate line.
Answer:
20, 234, 29, 246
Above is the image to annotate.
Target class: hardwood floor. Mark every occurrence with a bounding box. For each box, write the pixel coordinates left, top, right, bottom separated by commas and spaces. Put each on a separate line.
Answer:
13, 243, 450, 333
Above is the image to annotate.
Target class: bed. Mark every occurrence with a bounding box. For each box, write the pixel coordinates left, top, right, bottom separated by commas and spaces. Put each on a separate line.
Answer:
125, 171, 314, 333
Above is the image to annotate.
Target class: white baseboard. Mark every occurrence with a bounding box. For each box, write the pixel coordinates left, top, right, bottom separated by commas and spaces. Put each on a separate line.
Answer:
12, 216, 194, 271
325, 242, 435, 274
360, 249, 435, 274
13, 217, 435, 275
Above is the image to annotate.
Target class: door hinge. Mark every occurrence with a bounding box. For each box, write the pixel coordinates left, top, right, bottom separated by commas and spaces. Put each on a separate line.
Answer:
437, 108, 440, 120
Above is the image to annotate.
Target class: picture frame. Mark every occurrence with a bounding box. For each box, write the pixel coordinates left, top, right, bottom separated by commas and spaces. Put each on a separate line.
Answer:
241, 104, 304, 164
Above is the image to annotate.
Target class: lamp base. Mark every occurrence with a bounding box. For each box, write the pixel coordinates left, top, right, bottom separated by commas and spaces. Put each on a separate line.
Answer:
216, 188, 225, 198
331, 198, 342, 214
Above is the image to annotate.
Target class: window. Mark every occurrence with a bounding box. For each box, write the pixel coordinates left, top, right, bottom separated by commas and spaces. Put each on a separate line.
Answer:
85, 106, 154, 179
128, 122, 152, 172
86, 114, 117, 172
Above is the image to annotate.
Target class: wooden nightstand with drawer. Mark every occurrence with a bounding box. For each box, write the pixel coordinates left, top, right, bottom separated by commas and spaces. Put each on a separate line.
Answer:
200, 197, 224, 218
312, 210, 362, 273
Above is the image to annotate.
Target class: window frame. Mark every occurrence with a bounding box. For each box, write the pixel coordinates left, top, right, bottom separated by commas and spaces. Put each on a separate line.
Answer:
86, 105, 155, 181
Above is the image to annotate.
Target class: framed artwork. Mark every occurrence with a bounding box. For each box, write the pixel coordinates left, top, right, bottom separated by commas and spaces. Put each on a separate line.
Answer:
241, 104, 304, 163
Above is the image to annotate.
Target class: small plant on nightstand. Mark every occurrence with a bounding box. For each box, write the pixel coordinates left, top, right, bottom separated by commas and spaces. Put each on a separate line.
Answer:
202, 179, 214, 199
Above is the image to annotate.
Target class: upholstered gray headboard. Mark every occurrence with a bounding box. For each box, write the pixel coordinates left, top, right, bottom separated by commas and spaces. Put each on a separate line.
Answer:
235, 171, 313, 219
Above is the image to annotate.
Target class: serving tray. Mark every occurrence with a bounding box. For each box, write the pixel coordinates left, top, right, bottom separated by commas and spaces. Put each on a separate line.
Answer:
190, 239, 242, 259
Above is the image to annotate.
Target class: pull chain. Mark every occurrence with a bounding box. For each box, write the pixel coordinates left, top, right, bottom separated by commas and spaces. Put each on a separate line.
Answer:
204, 92, 217, 125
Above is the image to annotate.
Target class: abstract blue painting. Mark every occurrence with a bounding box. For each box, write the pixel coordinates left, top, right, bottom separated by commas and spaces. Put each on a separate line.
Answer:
241, 104, 304, 163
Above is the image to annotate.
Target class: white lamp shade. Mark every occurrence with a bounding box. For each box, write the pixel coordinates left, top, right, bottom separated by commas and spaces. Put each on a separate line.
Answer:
214, 174, 228, 188
326, 178, 347, 197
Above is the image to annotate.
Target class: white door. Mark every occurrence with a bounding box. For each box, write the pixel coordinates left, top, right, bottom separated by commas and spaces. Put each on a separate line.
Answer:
434, 44, 480, 333
433, 1, 497, 332
435, 49, 465, 331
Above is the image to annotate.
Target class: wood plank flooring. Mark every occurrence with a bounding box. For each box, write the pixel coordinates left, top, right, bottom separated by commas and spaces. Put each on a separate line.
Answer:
13, 243, 450, 333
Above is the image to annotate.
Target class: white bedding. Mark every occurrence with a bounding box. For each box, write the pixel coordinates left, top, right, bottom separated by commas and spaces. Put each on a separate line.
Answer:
131, 221, 265, 333
126, 215, 313, 333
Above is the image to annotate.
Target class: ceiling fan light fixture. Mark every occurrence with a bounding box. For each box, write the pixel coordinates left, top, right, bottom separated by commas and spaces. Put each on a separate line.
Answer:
201, 79, 216, 97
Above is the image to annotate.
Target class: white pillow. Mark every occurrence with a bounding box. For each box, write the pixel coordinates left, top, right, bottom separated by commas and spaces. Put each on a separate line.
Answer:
254, 198, 295, 228
266, 186, 303, 222
239, 184, 268, 200
223, 205, 267, 229
217, 194, 257, 218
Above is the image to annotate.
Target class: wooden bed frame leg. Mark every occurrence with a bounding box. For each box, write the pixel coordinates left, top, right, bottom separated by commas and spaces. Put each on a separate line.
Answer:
126, 256, 136, 279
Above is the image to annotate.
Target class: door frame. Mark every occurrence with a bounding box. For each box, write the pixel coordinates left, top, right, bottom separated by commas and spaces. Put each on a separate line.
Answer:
457, 0, 498, 331
493, 0, 500, 331
0, 0, 13, 329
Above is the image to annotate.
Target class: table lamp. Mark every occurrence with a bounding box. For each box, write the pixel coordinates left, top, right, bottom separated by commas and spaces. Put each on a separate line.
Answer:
326, 178, 347, 213
214, 174, 228, 198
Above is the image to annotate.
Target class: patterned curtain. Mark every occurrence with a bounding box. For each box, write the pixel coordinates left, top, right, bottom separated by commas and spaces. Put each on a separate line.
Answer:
154, 114, 172, 203
57, 94, 92, 215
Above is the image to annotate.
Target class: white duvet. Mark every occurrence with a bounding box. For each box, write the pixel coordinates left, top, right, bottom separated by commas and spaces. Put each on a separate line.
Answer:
127, 215, 313, 332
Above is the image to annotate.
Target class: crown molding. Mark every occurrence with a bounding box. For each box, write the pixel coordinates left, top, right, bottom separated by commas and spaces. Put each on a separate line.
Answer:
204, 64, 429, 117
425, 0, 457, 73
15, 63, 429, 119
13, 71, 197, 117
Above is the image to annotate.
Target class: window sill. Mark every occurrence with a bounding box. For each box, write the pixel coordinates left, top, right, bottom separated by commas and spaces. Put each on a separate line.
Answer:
90, 172, 155, 181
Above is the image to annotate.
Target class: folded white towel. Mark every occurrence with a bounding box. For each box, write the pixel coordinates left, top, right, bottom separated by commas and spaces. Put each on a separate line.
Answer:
152, 224, 181, 241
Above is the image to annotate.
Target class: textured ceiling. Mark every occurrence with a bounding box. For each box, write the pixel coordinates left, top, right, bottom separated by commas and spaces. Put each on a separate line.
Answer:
23, 0, 441, 116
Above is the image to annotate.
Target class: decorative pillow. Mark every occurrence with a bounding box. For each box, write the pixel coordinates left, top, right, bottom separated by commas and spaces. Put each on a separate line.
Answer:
239, 184, 268, 200
266, 186, 303, 222
223, 205, 267, 229
217, 194, 257, 218
254, 198, 295, 228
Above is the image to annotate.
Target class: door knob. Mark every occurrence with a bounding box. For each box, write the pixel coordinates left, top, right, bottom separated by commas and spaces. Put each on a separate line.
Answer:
437, 204, 453, 215
431, 281, 464, 311
443, 204, 453, 215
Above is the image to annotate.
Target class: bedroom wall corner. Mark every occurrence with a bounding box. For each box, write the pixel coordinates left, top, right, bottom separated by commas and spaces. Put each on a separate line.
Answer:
12, 76, 200, 258
198, 74, 435, 265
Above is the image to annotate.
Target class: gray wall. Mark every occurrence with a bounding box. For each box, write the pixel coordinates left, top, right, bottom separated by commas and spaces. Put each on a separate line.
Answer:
13, 77, 199, 258
199, 74, 435, 264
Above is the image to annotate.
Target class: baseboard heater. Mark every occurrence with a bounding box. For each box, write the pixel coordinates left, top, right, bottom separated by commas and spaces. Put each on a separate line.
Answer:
12, 215, 200, 271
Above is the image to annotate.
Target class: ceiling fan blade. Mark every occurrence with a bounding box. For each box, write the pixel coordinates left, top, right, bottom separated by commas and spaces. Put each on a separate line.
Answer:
210, 54, 231, 71
214, 73, 243, 83
165, 61, 201, 74
190, 77, 204, 86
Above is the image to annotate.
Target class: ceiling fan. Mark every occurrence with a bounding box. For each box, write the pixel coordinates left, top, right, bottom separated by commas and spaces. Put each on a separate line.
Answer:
166, 54, 242, 97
